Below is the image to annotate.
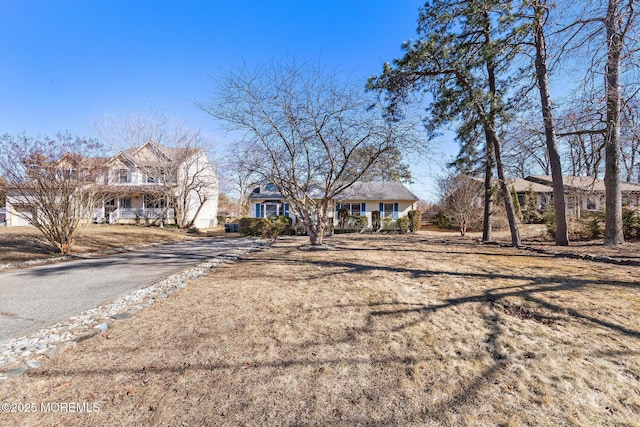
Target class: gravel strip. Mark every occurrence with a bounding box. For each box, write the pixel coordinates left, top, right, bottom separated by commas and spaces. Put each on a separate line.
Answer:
0, 239, 269, 378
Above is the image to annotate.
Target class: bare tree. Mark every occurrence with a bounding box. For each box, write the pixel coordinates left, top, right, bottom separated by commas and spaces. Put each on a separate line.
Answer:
439, 174, 484, 236
218, 140, 261, 218
0, 175, 6, 207
203, 60, 414, 245
557, 0, 638, 244
621, 98, 640, 182
557, 101, 606, 177
97, 112, 218, 229
0, 133, 107, 254
502, 116, 550, 178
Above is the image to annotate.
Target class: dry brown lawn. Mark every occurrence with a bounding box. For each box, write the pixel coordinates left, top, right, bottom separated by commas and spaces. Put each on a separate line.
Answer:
0, 225, 227, 266
1, 233, 639, 426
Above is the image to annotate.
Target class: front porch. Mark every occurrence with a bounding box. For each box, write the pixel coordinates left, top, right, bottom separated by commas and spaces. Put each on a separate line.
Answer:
94, 193, 174, 225
106, 207, 175, 224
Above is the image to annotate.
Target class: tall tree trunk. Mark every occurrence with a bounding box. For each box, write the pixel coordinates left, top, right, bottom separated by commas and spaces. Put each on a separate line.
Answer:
483, 11, 520, 247
482, 145, 494, 243
604, 0, 625, 244
489, 127, 522, 247
533, 0, 569, 246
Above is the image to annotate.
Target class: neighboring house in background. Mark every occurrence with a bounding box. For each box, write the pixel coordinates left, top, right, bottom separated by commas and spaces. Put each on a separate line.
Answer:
249, 180, 419, 229
5, 141, 219, 229
511, 175, 640, 218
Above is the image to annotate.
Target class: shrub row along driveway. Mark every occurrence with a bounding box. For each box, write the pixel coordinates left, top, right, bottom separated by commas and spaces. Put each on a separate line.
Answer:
0, 238, 259, 341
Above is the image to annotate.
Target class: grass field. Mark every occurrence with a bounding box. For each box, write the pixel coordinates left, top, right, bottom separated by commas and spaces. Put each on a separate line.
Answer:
0, 224, 227, 267
0, 232, 638, 426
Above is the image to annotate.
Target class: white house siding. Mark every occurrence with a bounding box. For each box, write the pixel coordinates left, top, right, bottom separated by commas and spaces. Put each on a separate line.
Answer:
5, 202, 32, 227
250, 199, 416, 230
333, 200, 416, 227
181, 151, 218, 229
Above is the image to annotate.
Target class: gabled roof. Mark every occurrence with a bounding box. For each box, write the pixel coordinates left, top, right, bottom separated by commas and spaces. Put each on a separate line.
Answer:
337, 181, 419, 201
107, 141, 196, 168
250, 180, 418, 202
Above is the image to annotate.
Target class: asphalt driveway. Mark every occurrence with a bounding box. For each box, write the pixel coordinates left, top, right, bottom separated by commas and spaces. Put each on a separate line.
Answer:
0, 237, 260, 341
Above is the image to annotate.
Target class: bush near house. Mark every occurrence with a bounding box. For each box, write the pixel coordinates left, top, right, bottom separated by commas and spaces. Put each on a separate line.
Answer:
239, 216, 292, 239
407, 210, 421, 232
350, 215, 368, 231
397, 217, 409, 233
371, 210, 381, 231
239, 218, 271, 236
337, 207, 350, 231
545, 209, 607, 241
430, 211, 454, 229
623, 207, 640, 240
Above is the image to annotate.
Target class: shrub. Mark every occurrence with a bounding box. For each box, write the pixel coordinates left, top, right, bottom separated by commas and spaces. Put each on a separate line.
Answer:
371, 210, 381, 231
349, 215, 368, 231
397, 217, 409, 234
521, 188, 544, 224
585, 216, 603, 239
337, 207, 350, 230
381, 218, 394, 230
240, 216, 293, 238
431, 211, 453, 229
407, 210, 422, 232
239, 217, 270, 236
623, 207, 640, 240
264, 215, 292, 239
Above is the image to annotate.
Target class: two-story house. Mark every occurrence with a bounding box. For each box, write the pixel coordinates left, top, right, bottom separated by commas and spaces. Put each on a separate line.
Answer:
5, 141, 219, 229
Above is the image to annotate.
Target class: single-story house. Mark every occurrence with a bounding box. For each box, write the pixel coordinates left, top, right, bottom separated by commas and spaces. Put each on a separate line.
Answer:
511, 175, 640, 218
249, 180, 419, 229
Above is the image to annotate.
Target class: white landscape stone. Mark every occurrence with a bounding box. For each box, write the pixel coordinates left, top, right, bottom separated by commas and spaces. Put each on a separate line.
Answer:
0, 240, 267, 376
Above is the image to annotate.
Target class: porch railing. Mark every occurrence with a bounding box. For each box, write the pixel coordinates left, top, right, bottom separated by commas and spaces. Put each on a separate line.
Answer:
108, 208, 175, 224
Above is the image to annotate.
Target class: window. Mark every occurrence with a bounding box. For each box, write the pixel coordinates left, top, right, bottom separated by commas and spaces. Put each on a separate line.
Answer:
120, 198, 132, 209
587, 197, 596, 210
118, 169, 131, 183
59, 168, 77, 179
105, 198, 116, 207
265, 183, 277, 192
383, 203, 394, 219
335, 203, 362, 217
256, 202, 289, 218
265, 204, 278, 218
144, 195, 166, 209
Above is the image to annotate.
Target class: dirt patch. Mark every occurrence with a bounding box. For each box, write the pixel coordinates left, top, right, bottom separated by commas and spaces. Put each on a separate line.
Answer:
0, 233, 638, 425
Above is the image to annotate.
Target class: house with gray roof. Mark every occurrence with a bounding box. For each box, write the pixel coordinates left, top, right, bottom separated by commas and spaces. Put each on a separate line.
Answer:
249, 180, 419, 229
511, 176, 640, 218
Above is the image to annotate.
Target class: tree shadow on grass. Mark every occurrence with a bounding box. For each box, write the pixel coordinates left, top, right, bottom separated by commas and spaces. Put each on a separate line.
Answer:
18, 240, 640, 425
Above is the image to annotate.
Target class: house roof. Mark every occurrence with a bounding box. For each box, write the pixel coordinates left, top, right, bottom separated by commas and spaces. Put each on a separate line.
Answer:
108, 141, 197, 168
337, 181, 419, 201
526, 175, 640, 193
249, 180, 419, 202
509, 178, 553, 193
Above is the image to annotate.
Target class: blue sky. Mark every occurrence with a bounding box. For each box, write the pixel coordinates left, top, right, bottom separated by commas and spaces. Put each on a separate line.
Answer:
0, 1, 452, 201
